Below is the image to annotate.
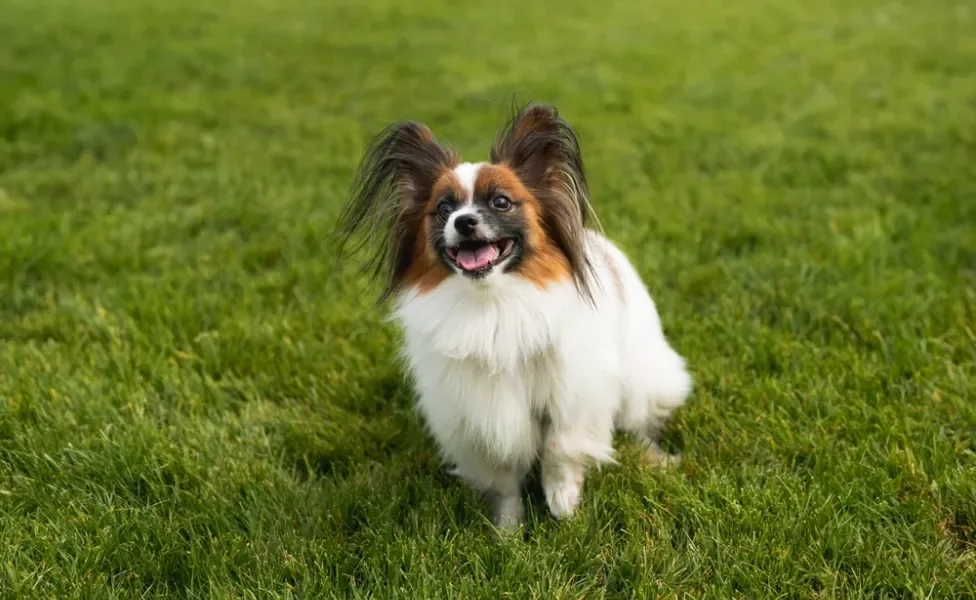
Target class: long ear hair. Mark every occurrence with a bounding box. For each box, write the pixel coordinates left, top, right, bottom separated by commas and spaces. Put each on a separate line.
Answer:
333, 121, 458, 300
490, 102, 598, 300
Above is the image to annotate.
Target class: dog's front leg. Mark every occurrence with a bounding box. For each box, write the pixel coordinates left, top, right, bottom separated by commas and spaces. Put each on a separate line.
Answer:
540, 416, 614, 519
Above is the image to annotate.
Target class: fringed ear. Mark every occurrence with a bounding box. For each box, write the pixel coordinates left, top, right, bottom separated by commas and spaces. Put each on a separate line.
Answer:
490, 103, 597, 300
334, 121, 458, 300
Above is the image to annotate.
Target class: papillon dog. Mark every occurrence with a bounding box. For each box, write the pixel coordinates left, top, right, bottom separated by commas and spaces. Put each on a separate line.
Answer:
335, 103, 692, 529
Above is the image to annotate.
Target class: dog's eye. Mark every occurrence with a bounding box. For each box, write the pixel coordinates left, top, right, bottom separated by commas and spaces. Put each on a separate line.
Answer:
436, 201, 453, 220
491, 195, 512, 211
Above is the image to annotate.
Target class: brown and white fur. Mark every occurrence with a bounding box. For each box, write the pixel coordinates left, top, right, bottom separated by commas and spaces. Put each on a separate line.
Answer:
335, 103, 692, 529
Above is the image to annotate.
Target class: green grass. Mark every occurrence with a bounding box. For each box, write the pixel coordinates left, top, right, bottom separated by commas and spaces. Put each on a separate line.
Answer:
2, 0, 975, 597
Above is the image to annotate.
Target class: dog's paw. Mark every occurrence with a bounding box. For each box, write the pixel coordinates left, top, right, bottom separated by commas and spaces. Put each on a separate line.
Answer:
642, 441, 682, 469
544, 477, 582, 519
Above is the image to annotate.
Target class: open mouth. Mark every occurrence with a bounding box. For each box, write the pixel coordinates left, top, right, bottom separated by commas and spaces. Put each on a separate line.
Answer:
446, 238, 516, 275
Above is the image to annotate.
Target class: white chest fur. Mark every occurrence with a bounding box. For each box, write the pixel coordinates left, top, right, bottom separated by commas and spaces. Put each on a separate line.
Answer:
394, 276, 586, 466
395, 275, 577, 372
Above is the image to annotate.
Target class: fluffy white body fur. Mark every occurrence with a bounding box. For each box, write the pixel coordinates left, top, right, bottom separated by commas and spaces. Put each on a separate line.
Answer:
394, 228, 692, 528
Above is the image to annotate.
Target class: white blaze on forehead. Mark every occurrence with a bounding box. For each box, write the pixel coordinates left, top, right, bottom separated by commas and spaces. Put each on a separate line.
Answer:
444, 162, 489, 248
451, 162, 483, 205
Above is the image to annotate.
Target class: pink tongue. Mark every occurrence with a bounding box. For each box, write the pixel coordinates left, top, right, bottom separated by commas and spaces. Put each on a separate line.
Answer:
456, 244, 499, 271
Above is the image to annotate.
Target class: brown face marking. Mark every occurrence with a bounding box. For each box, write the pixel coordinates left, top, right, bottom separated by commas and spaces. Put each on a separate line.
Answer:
402, 170, 466, 292
474, 164, 572, 287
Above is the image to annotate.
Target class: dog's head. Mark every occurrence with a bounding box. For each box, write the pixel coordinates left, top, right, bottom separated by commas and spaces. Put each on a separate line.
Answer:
335, 103, 597, 300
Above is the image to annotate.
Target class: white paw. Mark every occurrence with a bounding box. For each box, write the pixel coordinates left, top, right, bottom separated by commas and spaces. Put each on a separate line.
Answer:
643, 442, 682, 469
492, 494, 525, 531
545, 478, 581, 519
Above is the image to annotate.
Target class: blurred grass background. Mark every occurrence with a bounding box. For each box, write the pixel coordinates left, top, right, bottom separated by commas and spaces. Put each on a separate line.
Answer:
1, 0, 975, 597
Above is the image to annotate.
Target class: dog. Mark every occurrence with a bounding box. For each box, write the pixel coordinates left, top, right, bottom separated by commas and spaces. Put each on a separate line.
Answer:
335, 103, 692, 529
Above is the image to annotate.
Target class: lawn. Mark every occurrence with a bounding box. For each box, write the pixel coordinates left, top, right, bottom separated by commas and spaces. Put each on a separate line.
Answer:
1, 0, 975, 597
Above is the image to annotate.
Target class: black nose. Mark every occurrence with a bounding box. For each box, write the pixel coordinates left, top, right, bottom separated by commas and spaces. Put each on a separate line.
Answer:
454, 214, 478, 235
